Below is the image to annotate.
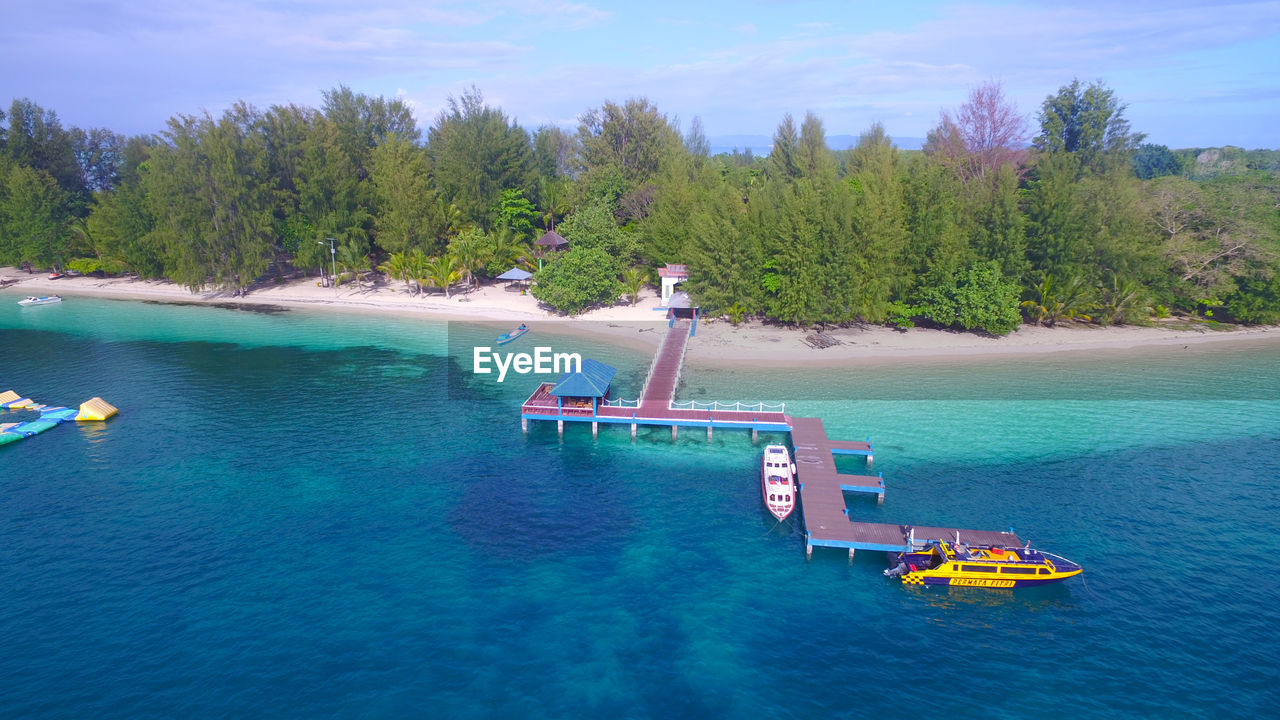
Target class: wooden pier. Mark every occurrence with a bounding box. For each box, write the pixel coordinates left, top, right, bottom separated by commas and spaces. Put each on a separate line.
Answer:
790, 415, 1019, 557
522, 317, 791, 438
520, 318, 1021, 558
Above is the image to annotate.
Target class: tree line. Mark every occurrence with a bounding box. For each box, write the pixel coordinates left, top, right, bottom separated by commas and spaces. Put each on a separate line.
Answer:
1, 80, 1277, 331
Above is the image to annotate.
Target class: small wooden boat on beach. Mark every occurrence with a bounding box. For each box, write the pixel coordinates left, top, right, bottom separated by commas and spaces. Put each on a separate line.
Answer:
496, 324, 529, 345
761, 444, 797, 521
18, 295, 62, 306
884, 539, 1083, 588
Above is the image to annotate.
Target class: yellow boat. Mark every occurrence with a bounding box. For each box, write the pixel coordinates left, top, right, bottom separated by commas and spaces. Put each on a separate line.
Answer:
884, 539, 1082, 588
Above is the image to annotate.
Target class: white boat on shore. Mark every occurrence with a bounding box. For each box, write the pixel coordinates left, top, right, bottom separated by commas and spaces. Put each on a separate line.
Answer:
18, 295, 62, 306
761, 444, 798, 521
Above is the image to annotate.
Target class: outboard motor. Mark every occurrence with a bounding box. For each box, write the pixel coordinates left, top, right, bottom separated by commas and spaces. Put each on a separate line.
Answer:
884, 560, 908, 577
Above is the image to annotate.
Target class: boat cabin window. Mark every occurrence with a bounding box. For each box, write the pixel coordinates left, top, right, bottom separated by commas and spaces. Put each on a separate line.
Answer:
961, 564, 998, 573
1000, 566, 1037, 574
1039, 568, 1050, 575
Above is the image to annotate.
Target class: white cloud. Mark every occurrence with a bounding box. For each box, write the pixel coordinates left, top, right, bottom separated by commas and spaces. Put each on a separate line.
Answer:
1, 0, 1276, 146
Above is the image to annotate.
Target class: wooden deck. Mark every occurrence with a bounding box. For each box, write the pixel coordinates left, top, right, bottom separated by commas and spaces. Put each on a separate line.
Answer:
790, 415, 881, 498
791, 414, 1019, 554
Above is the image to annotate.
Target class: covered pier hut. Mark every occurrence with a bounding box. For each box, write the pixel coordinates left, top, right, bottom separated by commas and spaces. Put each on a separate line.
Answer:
664, 290, 700, 335
520, 358, 617, 437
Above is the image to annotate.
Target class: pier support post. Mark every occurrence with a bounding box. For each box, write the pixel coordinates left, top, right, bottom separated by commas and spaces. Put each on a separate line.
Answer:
848, 548, 856, 564
557, 420, 564, 437
751, 428, 758, 444
521, 418, 528, 433
866, 454, 873, 469
631, 423, 636, 441
592, 422, 598, 439
877, 494, 884, 505
806, 542, 813, 561
671, 425, 678, 442
707, 426, 713, 442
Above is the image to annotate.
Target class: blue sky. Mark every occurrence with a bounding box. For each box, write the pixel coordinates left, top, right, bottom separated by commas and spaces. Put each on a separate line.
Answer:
3, 0, 1278, 148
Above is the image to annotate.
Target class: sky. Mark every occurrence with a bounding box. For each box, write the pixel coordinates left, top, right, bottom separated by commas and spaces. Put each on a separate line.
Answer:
2, 0, 1278, 149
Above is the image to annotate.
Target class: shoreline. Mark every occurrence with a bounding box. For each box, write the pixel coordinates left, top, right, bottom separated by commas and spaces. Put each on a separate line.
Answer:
5, 265, 1280, 366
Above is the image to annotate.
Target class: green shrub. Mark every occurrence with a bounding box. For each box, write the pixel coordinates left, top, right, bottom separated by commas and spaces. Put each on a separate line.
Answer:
726, 302, 747, 325
885, 301, 915, 331
66, 257, 127, 276
912, 261, 1021, 335
531, 247, 622, 315
1225, 273, 1280, 324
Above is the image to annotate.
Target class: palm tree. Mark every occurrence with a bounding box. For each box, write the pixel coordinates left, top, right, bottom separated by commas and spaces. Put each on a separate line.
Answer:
379, 252, 412, 293
405, 248, 429, 295
1094, 274, 1144, 326
621, 266, 650, 305
1020, 276, 1054, 326
448, 228, 489, 292
487, 227, 535, 274
432, 198, 464, 251
423, 254, 462, 299
538, 177, 572, 231
336, 240, 370, 289
1021, 274, 1094, 327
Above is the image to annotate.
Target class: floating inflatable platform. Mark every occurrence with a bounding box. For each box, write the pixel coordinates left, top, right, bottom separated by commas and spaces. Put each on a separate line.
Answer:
77, 397, 118, 421
0, 391, 118, 448
0, 390, 34, 410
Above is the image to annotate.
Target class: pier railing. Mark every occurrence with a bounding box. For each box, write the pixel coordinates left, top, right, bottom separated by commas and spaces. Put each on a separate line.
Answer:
601, 398, 641, 409
601, 398, 784, 414
670, 400, 785, 414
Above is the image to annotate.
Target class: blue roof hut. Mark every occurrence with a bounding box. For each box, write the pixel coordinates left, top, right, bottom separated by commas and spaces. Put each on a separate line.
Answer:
521, 358, 617, 419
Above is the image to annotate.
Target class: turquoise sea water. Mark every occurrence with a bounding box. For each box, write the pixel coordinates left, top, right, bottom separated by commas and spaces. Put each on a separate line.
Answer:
3, 293, 1279, 718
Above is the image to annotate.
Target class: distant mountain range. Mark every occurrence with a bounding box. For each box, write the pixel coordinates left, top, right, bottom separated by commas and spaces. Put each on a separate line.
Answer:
707, 134, 927, 156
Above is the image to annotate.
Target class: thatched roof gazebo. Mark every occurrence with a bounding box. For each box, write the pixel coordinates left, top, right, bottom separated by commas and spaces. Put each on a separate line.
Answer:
534, 230, 568, 270
535, 231, 568, 250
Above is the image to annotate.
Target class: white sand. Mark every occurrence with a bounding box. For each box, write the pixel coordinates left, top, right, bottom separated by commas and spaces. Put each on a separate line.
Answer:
6, 265, 1279, 365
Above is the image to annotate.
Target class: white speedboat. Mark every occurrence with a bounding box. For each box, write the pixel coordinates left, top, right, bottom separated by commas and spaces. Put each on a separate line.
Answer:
760, 444, 798, 520
18, 295, 62, 306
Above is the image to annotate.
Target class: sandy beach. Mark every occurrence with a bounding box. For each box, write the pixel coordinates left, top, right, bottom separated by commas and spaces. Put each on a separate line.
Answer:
5, 265, 1279, 365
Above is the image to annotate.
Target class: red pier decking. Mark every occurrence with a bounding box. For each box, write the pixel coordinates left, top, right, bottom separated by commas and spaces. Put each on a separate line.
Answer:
639, 319, 691, 411
790, 415, 1019, 555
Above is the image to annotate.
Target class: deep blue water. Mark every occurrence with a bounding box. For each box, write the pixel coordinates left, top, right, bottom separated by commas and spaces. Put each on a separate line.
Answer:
3, 294, 1279, 718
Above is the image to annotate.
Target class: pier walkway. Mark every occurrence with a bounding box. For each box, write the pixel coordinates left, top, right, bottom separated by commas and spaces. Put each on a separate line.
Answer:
520, 319, 1021, 558
792, 416, 1019, 556
524, 318, 790, 435
639, 319, 691, 411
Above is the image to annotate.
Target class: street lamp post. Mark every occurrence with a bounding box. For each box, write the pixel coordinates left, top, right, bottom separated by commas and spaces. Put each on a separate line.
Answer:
319, 239, 337, 298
